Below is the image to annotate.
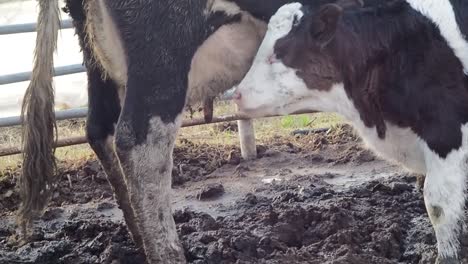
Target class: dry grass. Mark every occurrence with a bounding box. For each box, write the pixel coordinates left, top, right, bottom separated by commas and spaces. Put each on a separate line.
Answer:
179, 101, 342, 145
0, 101, 343, 171
0, 118, 92, 170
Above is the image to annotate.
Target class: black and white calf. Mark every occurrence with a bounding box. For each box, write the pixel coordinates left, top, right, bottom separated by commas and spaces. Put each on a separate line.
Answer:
20, 0, 385, 263
235, 0, 468, 263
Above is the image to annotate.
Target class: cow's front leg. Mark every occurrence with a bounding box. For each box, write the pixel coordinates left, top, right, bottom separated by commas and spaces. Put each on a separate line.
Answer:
422, 144, 467, 264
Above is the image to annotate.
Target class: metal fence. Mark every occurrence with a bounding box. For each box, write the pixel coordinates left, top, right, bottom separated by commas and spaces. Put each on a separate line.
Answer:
0, 18, 236, 128
0, 18, 313, 159
0, 19, 89, 128
0, 18, 263, 159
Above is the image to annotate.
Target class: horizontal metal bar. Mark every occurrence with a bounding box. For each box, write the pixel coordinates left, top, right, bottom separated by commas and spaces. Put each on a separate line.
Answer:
0, 64, 86, 85
0, 88, 236, 127
0, 107, 87, 128
0, 114, 250, 156
0, 136, 87, 157
0, 110, 317, 157
0, 19, 73, 35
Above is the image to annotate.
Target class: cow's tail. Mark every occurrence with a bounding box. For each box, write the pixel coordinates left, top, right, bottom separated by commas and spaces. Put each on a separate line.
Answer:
18, 0, 60, 236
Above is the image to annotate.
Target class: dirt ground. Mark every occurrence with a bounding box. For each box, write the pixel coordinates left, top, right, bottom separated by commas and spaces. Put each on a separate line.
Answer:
0, 124, 467, 264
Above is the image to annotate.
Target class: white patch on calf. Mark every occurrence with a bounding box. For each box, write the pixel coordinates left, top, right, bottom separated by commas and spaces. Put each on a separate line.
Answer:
406, 0, 468, 74
343, 104, 426, 174
420, 123, 468, 258
363, 124, 425, 174
291, 84, 426, 174
235, 3, 305, 114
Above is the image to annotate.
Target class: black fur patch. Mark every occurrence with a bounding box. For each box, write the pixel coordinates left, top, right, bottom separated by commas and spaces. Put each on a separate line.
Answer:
275, 0, 468, 157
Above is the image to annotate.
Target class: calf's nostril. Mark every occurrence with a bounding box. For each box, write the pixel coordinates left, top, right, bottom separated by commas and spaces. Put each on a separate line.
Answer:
267, 54, 276, 64
233, 90, 242, 101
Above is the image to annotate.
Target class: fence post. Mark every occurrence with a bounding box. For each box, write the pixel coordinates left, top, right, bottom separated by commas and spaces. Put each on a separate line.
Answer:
236, 106, 257, 160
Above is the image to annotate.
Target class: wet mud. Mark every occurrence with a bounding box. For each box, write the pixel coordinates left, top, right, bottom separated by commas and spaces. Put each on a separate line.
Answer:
0, 125, 466, 264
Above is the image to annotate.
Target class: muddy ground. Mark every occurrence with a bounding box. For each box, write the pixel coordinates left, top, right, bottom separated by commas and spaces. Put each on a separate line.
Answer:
0, 124, 467, 264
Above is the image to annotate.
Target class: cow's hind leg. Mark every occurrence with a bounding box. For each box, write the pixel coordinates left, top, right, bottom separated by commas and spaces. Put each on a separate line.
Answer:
113, 50, 189, 262
422, 145, 467, 264
115, 94, 185, 263
105, 0, 233, 260
85, 65, 144, 250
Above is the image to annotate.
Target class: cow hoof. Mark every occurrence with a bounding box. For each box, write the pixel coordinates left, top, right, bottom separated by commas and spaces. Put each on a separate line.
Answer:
436, 256, 460, 264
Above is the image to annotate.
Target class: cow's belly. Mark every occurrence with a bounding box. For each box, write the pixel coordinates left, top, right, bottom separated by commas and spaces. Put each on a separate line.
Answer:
85, 0, 267, 108
352, 121, 426, 174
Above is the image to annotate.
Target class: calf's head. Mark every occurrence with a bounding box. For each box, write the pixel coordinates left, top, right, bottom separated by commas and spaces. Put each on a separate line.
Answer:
234, 2, 353, 116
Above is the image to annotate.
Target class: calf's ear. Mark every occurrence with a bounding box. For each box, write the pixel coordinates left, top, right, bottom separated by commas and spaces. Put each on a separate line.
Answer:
309, 4, 342, 48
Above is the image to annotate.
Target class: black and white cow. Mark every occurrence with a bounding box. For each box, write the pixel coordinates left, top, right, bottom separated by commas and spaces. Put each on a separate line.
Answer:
19, 0, 384, 263
234, 0, 468, 263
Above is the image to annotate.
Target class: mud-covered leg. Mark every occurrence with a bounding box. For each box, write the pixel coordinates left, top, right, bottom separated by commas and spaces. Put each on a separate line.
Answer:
104, 0, 240, 261
115, 108, 185, 262
113, 60, 189, 262
63, 0, 144, 249
422, 146, 467, 264
85, 67, 144, 250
